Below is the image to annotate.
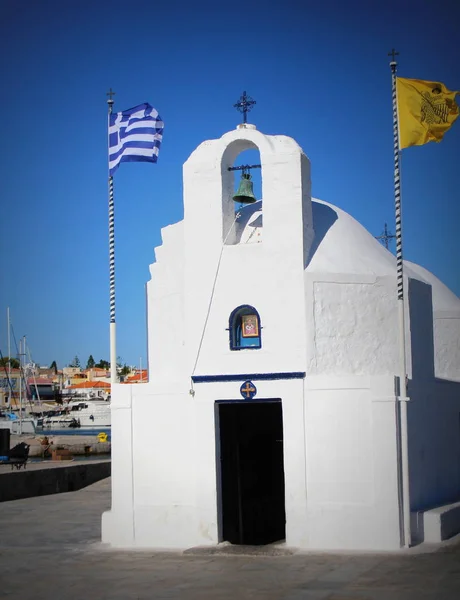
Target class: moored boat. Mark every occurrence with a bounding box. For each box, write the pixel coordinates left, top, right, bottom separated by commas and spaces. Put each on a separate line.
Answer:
42, 398, 111, 428
0, 411, 39, 434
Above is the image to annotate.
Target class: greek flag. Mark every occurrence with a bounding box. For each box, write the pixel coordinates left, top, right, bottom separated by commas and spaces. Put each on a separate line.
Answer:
109, 103, 164, 175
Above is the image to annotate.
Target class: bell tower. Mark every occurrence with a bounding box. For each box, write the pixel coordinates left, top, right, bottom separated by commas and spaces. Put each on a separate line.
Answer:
182, 95, 314, 374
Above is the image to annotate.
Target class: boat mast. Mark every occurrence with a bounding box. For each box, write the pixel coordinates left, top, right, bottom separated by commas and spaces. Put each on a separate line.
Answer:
26, 343, 41, 409
7, 307, 11, 406
19, 337, 22, 434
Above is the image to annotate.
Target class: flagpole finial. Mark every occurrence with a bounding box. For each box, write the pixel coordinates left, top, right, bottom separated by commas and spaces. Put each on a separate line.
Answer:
107, 88, 116, 115
388, 49, 399, 71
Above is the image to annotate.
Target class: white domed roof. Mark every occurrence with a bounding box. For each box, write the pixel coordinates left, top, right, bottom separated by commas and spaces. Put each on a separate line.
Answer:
236, 198, 396, 275
235, 198, 459, 313
306, 199, 396, 276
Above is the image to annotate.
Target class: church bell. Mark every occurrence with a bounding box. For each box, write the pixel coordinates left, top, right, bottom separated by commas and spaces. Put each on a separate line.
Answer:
233, 173, 257, 204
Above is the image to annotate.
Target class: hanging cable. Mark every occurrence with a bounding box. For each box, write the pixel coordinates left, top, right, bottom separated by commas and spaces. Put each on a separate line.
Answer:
189, 211, 241, 395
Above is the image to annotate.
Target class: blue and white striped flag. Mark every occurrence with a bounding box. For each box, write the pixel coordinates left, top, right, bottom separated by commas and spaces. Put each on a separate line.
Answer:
109, 103, 164, 176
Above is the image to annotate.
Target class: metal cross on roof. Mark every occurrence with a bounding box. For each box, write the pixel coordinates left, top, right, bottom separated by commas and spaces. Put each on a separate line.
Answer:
234, 91, 256, 124
375, 222, 396, 249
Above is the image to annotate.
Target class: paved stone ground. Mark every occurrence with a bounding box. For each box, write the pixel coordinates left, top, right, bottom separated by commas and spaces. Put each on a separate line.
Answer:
0, 478, 459, 599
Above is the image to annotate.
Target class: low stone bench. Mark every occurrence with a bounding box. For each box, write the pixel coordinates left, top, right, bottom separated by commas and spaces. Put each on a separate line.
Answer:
412, 501, 460, 543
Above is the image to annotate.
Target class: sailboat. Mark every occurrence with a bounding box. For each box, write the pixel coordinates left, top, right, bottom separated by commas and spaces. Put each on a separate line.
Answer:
0, 310, 40, 435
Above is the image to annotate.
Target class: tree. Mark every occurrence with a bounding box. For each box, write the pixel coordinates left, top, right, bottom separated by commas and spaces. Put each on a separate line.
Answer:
116, 356, 131, 378
117, 362, 131, 377
95, 359, 110, 369
68, 355, 81, 368
115, 357, 131, 381
86, 355, 95, 369
120, 364, 131, 376
0, 356, 20, 369
50, 360, 58, 374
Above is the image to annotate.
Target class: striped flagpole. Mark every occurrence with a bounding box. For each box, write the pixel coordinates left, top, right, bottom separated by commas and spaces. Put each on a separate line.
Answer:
389, 50, 411, 548
107, 89, 117, 386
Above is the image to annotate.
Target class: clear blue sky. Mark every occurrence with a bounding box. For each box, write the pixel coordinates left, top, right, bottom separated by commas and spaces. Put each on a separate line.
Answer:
1, 0, 459, 369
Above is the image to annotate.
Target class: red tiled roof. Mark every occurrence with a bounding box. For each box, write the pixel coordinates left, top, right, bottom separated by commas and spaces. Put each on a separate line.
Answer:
67, 381, 111, 389
123, 371, 148, 383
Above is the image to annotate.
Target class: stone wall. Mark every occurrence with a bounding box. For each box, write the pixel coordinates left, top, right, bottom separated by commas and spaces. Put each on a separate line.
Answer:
0, 460, 111, 502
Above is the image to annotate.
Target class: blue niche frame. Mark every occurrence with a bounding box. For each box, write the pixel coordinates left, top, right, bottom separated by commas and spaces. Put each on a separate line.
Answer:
228, 304, 262, 351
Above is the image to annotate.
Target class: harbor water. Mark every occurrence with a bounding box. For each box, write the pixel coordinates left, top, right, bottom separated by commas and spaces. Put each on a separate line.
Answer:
38, 427, 111, 441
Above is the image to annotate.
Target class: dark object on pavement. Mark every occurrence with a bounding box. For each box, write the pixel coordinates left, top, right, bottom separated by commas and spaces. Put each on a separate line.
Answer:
0, 442, 30, 470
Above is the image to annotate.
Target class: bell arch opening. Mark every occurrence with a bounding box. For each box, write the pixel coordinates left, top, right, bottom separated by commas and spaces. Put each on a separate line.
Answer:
222, 143, 263, 246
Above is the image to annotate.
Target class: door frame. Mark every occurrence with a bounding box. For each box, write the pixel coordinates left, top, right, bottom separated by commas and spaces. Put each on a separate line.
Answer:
214, 398, 283, 544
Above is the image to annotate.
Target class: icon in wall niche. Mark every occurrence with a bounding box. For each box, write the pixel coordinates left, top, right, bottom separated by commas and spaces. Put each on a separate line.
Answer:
241, 314, 259, 337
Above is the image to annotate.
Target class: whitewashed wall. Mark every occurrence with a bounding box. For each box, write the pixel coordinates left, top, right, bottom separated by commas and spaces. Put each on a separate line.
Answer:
434, 318, 460, 380
408, 379, 460, 513
405, 261, 460, 382
304, 387, 401, 549
147, 221, 185, 382
309, 279, 399, 376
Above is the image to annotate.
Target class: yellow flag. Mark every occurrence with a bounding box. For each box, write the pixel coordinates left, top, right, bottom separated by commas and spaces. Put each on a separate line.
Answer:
396, 77, 459, 149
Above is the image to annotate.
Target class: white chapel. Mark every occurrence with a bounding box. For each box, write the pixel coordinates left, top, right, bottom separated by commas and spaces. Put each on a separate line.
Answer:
102, 121, 460, 551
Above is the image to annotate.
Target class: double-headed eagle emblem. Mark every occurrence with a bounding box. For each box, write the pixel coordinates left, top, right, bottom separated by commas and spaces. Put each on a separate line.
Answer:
421, 87, 453, 125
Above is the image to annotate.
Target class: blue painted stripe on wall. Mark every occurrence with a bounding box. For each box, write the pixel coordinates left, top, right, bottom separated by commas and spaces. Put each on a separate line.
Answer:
191, 372, 306, 383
